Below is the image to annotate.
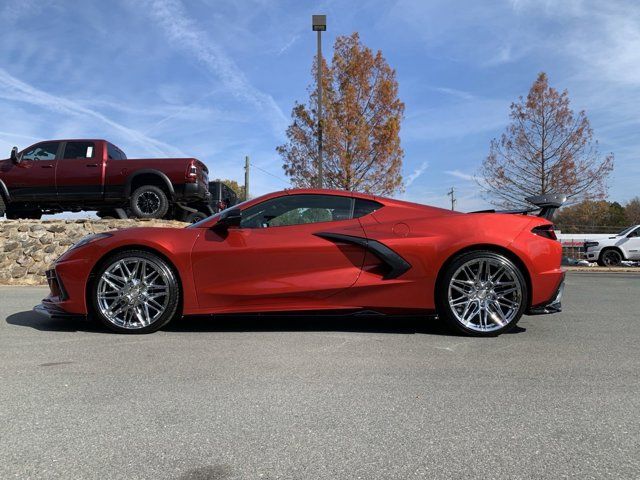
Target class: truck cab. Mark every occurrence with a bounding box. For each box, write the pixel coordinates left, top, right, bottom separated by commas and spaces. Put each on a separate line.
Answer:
584, 225, 640, 266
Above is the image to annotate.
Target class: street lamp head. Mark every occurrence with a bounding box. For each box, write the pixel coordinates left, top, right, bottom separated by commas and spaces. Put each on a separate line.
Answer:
312, 14, 326, 31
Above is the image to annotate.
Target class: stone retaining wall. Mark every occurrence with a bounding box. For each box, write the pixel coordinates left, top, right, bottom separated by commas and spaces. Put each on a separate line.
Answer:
0, 219, 186, 285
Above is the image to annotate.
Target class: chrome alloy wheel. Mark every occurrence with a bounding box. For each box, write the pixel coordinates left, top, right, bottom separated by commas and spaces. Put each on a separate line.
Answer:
447, 257, 523, 333
96, 257, 170, 329
137, 191, 161, 215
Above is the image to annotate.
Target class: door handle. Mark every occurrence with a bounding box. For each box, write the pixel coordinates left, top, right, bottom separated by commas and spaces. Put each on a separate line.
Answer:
40, 164, 54, 169
86, 163, 99, 167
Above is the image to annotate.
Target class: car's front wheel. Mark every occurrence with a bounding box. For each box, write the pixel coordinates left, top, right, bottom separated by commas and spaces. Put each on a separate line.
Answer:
90, 250, 180, 333
436, 251, 528, 336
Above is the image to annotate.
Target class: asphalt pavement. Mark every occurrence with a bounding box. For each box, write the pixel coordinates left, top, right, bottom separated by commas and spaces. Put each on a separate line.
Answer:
1, 272, 639, 479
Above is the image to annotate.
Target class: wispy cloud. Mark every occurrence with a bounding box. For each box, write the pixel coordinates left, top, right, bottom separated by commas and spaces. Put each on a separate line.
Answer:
143, 0, 287, 135
445, 169, 474, 181
405, 161, 429, 187
277, 34, 300, 56
0, 68, 186, 156
2, 0, 50, 23
430, 86, 475, 101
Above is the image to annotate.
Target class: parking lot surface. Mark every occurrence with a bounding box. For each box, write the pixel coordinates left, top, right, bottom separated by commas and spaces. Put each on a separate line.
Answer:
1, 272, 639, 479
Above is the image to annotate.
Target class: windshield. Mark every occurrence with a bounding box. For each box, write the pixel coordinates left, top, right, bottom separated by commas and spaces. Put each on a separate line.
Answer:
616, 226, 636, 236
187, 199, 253, 228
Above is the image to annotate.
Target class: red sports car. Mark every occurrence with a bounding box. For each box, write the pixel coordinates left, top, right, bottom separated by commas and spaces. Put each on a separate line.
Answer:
36, 189, 565, 336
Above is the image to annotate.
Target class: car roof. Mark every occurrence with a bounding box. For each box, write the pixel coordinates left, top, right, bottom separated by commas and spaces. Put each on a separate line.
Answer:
243, 188, 452, 213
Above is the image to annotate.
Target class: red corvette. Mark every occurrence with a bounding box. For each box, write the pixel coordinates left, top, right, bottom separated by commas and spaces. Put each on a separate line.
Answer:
36, 189, 565, 336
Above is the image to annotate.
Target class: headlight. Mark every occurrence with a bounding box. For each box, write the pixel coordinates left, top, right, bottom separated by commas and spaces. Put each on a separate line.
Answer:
584, 241, 599, 248
69, 233, 113, 251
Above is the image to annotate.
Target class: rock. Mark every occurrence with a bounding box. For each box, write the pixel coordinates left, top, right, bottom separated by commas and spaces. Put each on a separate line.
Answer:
11, 266, 27, 278
4, 241, 19, 252
1, 219, 185, 285
47, 224, 66, 233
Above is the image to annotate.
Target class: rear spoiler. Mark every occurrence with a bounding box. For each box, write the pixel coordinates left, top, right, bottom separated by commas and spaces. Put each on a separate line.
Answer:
471, 194, 567, 220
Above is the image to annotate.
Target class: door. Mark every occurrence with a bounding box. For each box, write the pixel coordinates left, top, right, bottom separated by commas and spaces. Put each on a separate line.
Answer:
191, 193, 368, 311
56, 141, 103, 200
624, 227, 640, 260
5, 142, 60, 200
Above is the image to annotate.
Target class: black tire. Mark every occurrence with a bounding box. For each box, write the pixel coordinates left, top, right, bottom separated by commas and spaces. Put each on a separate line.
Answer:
435, 250, 528, 336
184, 211, 208, 223
96, 209, 117, 220
26, 209, 42, 220
6, 207, 42, 220
89, 250, 181, 334
598, 248, 623, 267
130, 185, 169, 219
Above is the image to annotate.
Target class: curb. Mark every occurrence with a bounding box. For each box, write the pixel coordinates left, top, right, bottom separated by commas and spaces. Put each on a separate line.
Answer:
564, 266, 640, 274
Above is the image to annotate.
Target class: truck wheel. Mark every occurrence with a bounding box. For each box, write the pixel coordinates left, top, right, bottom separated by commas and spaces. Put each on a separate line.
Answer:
184, 211, 208, 223
130, 185, 169, 219
96, 209, 117, 220
598, 248, 623, 267
6, 208, 42, 220
25, 209, 42, 220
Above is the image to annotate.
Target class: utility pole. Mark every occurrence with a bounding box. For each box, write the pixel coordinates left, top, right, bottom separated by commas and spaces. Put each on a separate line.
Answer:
447, 187, 456, 211
312, 15, 326, 189
244, 156, 250, 201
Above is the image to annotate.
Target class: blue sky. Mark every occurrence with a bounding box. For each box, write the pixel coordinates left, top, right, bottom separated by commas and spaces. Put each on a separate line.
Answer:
1, 0, 639, 212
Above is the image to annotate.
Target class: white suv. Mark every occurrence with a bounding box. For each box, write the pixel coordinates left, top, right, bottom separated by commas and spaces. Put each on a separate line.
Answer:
584, 225, 640, 266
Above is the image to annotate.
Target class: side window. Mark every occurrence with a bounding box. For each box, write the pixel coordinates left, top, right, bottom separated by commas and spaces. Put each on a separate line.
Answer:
353, 198, 383, 218
107, 143, 119, 160
240, 194, 354, 229
107, 143, 126, 160
628, 228, 640, 238
21, 142, 59, 161
63, 142, 95, 159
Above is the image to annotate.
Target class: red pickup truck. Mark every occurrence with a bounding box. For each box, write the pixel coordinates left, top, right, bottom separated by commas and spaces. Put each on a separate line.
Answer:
0, 139, 211, 220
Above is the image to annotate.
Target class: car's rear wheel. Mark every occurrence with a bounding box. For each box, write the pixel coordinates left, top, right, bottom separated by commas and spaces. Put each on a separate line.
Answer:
130, 185, 169, 219
436, 251, 528, 336
90, 250, 180, 333
598, 248, 623, 267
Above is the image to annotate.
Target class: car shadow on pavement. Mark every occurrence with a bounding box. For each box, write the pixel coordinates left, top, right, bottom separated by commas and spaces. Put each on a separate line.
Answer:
6, 311, 106, 333
6, 310, 526, 336
166, 314, 526, 336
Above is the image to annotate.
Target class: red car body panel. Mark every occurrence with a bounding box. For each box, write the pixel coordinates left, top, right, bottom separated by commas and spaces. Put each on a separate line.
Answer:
44, 189, 564, 318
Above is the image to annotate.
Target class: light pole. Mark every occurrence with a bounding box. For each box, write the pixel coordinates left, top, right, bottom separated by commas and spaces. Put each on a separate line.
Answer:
312, 14, 326, 189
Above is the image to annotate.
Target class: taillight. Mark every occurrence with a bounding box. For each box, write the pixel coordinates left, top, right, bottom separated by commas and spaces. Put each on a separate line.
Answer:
186, 160, 198, 182
532, 224, 557, 240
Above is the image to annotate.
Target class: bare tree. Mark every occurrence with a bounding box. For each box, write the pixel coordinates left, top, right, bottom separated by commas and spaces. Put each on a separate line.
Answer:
479, 72, 614, 207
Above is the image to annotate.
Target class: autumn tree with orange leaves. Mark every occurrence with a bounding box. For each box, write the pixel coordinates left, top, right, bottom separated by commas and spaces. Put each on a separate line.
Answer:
479, 72, 614, 208
277, 33, 404, 194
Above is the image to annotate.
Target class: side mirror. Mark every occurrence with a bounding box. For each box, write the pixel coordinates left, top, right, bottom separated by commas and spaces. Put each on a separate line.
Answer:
214, 207, 241, 230
10, 146, 21, 164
